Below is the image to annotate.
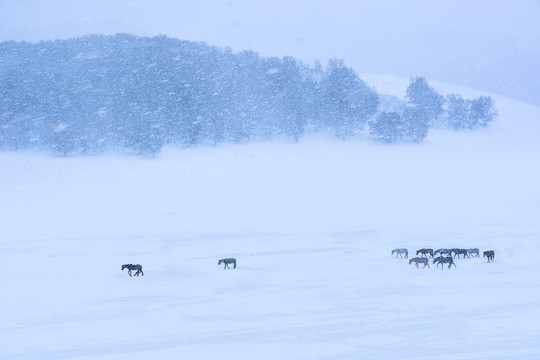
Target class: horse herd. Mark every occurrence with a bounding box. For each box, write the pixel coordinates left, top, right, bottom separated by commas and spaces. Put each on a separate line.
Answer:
391, 248, 495, 269
122, 248, 496, 277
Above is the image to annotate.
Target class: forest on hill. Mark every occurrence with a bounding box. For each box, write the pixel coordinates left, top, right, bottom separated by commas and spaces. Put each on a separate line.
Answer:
0, 34, 496, 156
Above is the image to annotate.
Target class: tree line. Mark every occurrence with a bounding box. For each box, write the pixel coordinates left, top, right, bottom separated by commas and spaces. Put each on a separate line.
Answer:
0, 34, 497, 156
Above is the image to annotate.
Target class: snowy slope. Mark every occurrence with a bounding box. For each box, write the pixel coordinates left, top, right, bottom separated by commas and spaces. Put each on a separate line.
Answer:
1, 83, 539, 359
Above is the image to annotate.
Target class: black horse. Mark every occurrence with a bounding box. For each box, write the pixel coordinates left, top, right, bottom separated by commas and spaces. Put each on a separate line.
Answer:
122, 264, 144, 277
218, 258, 237, 269
483, 250, 495, 262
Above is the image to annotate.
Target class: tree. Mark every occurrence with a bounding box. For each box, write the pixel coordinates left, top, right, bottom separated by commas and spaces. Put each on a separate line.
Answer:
369, 111, 403, 143
445, 94, 471, 129
470, 96, 497, 127
400, 105, 430, 142
263, 56, 306, 141
51, 123, 75, 156
123, 116, 163, 157
445, 94, 497, 129
406, 76, 444, 125
369, 106, 429, 144
320, 59, 379, 138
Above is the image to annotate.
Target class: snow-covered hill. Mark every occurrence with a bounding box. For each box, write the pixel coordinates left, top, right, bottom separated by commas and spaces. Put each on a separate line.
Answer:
1, 83, 539, 359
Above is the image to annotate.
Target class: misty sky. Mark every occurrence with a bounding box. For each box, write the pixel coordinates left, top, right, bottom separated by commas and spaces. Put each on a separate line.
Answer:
1, 0, 539, 104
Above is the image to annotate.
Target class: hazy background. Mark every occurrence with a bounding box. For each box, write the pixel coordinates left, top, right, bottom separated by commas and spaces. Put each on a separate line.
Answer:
1, 0, 539, 105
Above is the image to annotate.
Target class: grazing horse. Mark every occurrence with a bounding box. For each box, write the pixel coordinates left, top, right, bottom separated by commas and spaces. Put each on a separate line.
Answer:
416, 248, 434, 258
434, 248, 452, 257
452, 249, 468, 259
409, 257, 430, 268
392, 248, 408, 258
483, 250, 495, 262
122, 264, 144, 277
467, 248, 480, 258
434, 257, 456, 269
218, 258, 237, 269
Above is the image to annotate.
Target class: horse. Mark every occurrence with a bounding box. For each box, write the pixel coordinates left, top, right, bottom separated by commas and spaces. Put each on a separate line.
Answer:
467, 248, 480, 258
432, 256, 444, 264
416, 248, 434, 258
483, 250, 495, 262
452, 249, 468, 259
434, 257, 456, 269
122, 264, 144, 277
218, 258, 237, 269
391, 248, 408, 258
409, 257, 430, 268
434, 248, 452, 257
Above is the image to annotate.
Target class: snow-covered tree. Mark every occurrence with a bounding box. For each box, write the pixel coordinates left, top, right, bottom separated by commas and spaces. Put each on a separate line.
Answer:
319, 59, 379, 138
406, 76, 444, 125
445, 94, 497, 129
369, 111, 402, 143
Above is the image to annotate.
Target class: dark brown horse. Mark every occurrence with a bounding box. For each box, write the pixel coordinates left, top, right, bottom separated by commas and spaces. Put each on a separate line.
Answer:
122, 264, 144, 277
483, 250, 495, 262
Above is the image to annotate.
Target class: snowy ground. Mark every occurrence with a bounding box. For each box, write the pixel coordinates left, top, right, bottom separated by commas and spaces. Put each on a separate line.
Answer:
1, 86, 540, 359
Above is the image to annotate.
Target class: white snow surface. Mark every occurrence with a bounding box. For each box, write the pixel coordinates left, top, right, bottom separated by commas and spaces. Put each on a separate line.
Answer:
1, 84, 540, 359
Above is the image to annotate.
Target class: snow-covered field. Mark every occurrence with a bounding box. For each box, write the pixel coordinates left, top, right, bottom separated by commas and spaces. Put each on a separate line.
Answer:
1, 86, 540, 359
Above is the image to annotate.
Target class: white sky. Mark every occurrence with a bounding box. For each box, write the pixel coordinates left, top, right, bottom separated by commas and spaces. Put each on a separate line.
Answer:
1, 0, 540, 103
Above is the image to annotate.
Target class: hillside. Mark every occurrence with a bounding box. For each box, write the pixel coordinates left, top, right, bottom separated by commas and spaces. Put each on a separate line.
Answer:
0, 81, 539, 359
